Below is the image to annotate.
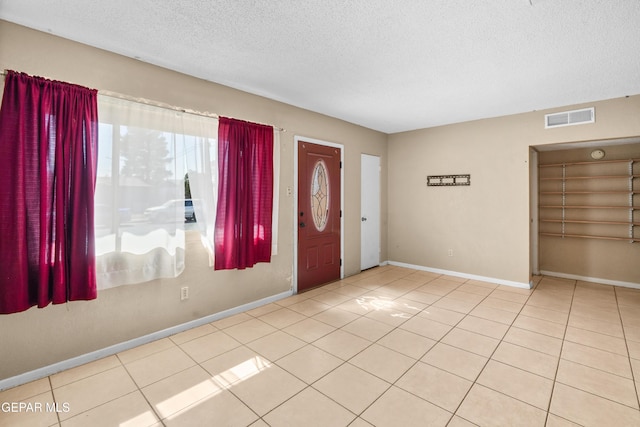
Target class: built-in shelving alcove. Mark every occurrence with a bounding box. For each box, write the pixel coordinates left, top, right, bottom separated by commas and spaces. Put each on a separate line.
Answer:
532, 138, 640, 286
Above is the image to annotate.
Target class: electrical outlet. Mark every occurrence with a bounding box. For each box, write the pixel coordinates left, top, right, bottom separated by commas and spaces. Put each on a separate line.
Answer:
180, 286, 189, 301
447, 249, 454, 257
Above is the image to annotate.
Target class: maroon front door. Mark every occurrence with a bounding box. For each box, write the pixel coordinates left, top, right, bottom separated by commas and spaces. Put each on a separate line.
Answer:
297, 141, 341, 292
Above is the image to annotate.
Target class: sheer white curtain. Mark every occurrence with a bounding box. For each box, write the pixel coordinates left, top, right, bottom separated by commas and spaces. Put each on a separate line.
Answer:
95, 95, 218, 289
184, 115, 219, 265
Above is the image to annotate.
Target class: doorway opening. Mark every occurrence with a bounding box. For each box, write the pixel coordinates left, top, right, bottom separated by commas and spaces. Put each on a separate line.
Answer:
530, 136, 640, 287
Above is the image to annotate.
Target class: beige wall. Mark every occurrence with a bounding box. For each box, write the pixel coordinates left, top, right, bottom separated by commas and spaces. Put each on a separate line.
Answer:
388, 96, 640, 285
0, 21, 388, 380
538, 143, 640, 284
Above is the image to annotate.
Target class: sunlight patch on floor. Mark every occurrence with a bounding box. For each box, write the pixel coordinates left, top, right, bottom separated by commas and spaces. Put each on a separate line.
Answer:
155, 356, 271, 421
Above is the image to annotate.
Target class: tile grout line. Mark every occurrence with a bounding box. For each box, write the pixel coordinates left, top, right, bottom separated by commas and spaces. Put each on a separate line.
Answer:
47, 375, 62, 427
554, 285, 640, 412
348, 275, 555, 424
308, 271, 444, 418
319, 274, 527, 424
336, 273, 460, 423
115, 352, 166, 425
447, 276, 541, 424
177, 326, 285, 425
416, 278, 503, 426
461, 278, 625, 424
255, 267, 428, 424
454, 277, 631, 423
474, 281, 640, 416
261, 271, 456, 423
614, 285, 640, 411
46, 360, 147, 425
222, 268, 416, 423
543, 277, 577, 427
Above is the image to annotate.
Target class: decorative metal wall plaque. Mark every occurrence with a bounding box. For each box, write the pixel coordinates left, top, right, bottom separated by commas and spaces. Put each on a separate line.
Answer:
427, 174, 471, 186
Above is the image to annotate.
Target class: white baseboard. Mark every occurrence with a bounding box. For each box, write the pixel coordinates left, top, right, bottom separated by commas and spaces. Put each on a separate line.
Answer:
0, 289, 293, 392
539, 270, 640, 290
386, 260, 532, 289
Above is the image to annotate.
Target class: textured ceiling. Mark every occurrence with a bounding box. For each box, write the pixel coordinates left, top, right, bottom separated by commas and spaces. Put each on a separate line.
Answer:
1, 0, 639, 133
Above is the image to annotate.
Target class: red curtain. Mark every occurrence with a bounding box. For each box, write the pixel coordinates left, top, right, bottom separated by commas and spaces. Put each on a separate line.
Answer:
0, 71, 98, 314
214, 117, 273, 270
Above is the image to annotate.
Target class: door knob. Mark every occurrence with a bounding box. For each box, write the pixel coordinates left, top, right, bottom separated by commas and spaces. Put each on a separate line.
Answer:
361, 217, 367, 221
299, 222, 306, 228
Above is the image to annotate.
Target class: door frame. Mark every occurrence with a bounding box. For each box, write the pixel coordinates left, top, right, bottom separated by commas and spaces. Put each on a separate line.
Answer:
529, 147, 540, 277
293, 135, 344, 293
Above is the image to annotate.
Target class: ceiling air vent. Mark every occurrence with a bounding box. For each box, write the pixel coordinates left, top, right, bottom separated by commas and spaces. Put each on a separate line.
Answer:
545, 107, 594, 129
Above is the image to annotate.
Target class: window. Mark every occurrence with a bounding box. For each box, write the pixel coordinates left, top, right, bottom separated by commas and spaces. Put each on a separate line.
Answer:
95, 95, 218, 289
1, 72, 282, 311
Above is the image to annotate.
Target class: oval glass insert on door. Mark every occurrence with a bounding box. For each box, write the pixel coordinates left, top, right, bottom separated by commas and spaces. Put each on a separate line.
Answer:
311, 159, 330, 231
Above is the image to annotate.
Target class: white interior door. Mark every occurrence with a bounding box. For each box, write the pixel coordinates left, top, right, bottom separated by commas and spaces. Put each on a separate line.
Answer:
361, 154, 380, 270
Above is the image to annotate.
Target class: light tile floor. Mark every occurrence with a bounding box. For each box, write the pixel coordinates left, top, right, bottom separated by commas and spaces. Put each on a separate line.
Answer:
3, 266, 640, 426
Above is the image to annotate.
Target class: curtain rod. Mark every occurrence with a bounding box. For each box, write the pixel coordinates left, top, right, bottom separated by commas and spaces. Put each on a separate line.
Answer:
1, 69, 286, 132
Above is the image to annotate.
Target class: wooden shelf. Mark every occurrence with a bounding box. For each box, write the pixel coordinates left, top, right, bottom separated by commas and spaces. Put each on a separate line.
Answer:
540, 205, 640, 209
538, 158, 638, 242
540, 191, 638, 195
540, 174, 640, 181
539, 158, 640, 168
540, 219, 640, 226
539, 232, 638, 242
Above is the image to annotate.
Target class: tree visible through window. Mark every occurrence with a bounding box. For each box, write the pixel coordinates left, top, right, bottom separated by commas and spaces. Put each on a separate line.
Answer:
120, 129, 173, 184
